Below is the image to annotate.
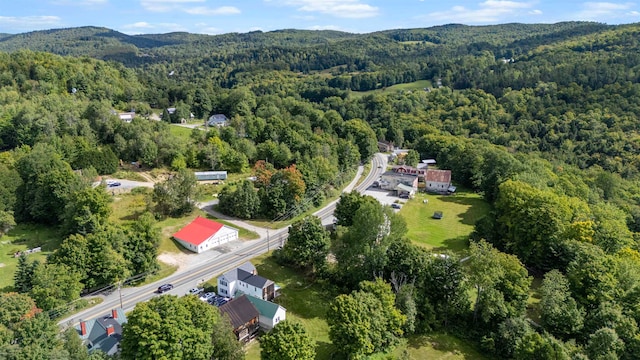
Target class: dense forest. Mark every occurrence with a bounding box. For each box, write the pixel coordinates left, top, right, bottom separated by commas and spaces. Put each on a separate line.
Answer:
2, 21, 640, 359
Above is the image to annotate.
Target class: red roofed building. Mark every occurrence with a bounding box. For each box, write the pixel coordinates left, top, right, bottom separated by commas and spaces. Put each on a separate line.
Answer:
425, 169, 452, 193
172, 216, 239, 253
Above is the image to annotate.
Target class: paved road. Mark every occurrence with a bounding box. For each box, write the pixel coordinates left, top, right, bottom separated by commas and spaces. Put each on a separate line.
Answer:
58, 153, 385, 328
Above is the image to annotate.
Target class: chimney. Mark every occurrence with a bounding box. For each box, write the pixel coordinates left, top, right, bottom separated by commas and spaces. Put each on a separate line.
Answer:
111, 309, 118, 320
80, 320, 87, 336
252, 269, 257, 276
106, 325, 114, 336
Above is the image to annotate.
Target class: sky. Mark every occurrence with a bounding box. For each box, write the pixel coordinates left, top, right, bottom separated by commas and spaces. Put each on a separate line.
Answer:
1, 0, 639, 35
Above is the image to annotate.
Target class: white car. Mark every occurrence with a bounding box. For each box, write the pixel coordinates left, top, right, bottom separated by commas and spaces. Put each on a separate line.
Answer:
199, 292, 215, 301
188, 288, 204, 296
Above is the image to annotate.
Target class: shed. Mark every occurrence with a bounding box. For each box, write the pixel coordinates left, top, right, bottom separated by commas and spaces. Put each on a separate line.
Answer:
194, 171, 227, 181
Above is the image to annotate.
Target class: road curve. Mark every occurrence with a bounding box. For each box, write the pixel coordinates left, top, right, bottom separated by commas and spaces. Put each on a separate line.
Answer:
58, 153, 386, 327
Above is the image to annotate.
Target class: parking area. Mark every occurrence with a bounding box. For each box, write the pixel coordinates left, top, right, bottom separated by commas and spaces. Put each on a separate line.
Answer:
362, 186, 407, 211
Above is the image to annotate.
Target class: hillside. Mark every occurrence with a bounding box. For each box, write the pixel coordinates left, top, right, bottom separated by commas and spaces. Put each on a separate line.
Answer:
3, 21, 640, 360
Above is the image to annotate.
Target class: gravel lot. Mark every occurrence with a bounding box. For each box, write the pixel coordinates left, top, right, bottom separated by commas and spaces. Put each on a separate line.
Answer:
362, 186, 407, 211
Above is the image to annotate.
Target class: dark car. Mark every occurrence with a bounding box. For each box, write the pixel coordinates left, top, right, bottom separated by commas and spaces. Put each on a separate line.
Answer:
391, 203, 402, 209
432, 211, 444, 219
108, 182, 121, 187
157, 284, 174, 293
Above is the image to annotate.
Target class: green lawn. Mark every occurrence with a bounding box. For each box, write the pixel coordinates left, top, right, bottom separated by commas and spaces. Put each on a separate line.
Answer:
400, 189, 490, 252
222, 253, 488, 360
351, 80, 433, 98
399, 333, 488, 360
0, 224, 62, 291
109, 191, 259, 256
207, 253, 335, 360
169, 124, 200, 140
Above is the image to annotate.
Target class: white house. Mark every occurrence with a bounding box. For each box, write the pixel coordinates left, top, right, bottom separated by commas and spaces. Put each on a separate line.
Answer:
207, 114, 229, 127
425, 169, 452, 193
217, 262, 276, 301
172, 216, 238, 253
245, 295, 286, 331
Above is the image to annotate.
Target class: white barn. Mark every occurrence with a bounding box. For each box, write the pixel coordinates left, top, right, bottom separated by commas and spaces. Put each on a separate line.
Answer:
172, 216, 238, 253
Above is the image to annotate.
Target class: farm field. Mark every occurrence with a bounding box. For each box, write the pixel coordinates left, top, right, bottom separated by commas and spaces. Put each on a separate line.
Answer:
400, 189, 491, 252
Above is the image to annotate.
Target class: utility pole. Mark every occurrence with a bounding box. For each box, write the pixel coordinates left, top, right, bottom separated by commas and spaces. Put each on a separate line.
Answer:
118, 281, 123, 309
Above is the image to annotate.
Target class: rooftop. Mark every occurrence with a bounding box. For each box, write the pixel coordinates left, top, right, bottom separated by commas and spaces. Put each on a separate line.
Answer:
172, 216, 224, 246
219, 295, 259, 329
425, 169, 452, 183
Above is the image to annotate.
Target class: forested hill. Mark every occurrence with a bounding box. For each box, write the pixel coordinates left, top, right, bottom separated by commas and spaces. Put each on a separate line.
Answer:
0, 22, 612, 65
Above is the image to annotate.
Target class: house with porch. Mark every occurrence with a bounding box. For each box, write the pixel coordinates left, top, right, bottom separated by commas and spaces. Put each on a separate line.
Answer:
219, 295, 260, 343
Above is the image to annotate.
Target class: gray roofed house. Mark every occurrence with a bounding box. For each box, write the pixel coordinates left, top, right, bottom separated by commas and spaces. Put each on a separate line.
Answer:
75, 308, 127, 356
207, 114, 229, 127
218, 262, 276, 301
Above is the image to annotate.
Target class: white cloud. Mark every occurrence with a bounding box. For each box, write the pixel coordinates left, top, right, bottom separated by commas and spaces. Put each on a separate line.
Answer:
122, 21, 154, 29
425, 0, 535, 24
184, 6, 241, 15
307, 24, 344, 31
120, 21, 187, 34
0, 15, 62, 31
140, 0, 204, 12
576, 2, 636, 19
267, 0, 379, 18
629, 10, 640, 15
529, 9, 543, 14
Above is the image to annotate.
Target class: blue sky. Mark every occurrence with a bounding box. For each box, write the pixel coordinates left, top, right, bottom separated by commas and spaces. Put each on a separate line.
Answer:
1, 0, 639, 35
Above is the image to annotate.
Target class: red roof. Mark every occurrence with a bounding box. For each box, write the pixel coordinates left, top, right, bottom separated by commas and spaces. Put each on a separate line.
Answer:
425, 169, 451, 183
172, 217, 224, 246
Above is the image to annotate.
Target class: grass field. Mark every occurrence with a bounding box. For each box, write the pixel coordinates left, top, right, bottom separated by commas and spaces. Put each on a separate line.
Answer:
228, 253, 487, 360
169, 124, 199, 140
351, 80, 433, 98
0, 224, 62, 291
400, 189, 490, 252
109, 190, 259, 256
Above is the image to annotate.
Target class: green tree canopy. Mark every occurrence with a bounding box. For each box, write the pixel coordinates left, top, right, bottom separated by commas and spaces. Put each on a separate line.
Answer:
260, 321, 315, 360
121, 295, 222, 360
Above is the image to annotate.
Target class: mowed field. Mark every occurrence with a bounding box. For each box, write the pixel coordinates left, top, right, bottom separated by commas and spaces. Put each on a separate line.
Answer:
0, 224, 61, 291
350, 80, 433, 98
400, 189, 491, 252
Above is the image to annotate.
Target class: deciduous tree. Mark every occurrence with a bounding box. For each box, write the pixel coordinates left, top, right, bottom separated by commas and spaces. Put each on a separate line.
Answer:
260, 321, 315, 360
282, 216, 329, 275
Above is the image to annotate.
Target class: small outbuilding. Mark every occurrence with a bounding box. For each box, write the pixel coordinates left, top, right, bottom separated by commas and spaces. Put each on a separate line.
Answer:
194, 171, 227, 181
172, 216, 238, 253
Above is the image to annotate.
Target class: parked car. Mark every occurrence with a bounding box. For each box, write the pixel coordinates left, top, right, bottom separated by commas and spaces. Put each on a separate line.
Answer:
391, 203, 402, 209
188, 288, 204, 295
432, 211, 444, 219
157, 284, 174, 293
199, 292, 215, 301
399, 193, 410, 199
108, 182, 121, 187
